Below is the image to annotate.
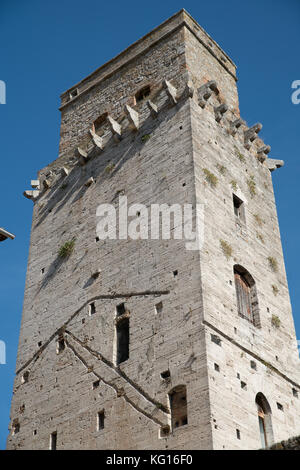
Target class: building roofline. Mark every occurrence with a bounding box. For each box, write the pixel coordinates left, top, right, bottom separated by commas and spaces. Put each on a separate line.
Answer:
59, 9, 237, 110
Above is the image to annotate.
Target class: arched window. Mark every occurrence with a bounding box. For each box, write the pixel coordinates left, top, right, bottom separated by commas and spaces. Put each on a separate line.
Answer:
255, 393, 274, 448
234, 265, 260, 327
168, 385, 188, 430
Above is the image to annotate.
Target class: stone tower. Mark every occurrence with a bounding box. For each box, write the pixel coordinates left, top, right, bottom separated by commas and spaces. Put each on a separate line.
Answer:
7, 10, 300, 450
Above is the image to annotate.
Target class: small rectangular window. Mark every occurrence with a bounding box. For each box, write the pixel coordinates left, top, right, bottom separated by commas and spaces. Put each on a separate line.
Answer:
97, 411, 105, 430
93, 380, 100, 389
241, 381, 247, 390
155, 302, 163, 315
116, 303, 126, 316
56, 337, 65, 354
50, 432, 57, 450
236, 429, 241, 440
211, 334, 221, 346
116, 317, 129, 365
89, 302, 96, 315
233, 194, 245, 222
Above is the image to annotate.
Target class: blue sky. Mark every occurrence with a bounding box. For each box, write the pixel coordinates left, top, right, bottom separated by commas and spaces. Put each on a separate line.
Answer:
0, 0, 299, 449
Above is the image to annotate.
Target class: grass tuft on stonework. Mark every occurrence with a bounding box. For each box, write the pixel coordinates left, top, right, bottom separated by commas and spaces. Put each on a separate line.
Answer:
58, 239, 75, 258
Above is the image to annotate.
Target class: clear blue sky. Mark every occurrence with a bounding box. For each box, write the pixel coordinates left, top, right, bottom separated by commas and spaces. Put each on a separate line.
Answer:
0, 0, 299, 449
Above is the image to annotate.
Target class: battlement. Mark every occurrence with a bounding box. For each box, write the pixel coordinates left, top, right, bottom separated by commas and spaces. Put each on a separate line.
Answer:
60, 9, 236, 109
24, 74, 280, 200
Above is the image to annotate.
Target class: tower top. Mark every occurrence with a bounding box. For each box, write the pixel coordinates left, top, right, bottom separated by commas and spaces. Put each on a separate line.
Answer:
60, 9, 237, 109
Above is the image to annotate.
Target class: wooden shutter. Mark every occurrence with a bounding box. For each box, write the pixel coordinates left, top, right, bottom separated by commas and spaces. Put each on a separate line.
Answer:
235, 273, 253, 322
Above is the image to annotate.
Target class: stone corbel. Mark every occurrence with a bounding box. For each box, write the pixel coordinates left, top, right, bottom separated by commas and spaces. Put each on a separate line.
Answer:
23, 190, 40, 200
61, 167, 69, 177
84, 177, 94, 187
89, 129, 104, 151
163, 79, 178, 105
267, 159, 284, 172
257, 145, 271, 163
197, 80, 219, 108
124, 104, 139, 130
229, 118, 245, 136
214, 103, 228, 123
147, 100, 158, 118
107, 115, 122, 141
31, 180, 40, 190
75, 147, 89, 165
43, 179, 51, 190
244, 123, 262, 150
181, 73, 194, 100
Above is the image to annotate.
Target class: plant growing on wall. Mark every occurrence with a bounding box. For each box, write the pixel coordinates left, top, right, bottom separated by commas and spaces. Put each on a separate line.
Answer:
203, 168, 218, 188
272, 285, 279, 296
104, 163, 115, 174
268, 256, 278, 273
216, 164, 227, 175
230, 180, 237, 191
254, 214, 264, 227
58, 239, 75, 258
271, 315, 281, 329
220, 239, 232, 260
141, 134, 151, 142
247, 176, 256, 197
234, 146, 246, 163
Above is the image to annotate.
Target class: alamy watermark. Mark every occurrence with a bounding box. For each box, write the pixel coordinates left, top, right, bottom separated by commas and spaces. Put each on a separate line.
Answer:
0, 340, 6, 365
0, 80, 6, 104
291, 80, 300, 104
96, 197, 205, 251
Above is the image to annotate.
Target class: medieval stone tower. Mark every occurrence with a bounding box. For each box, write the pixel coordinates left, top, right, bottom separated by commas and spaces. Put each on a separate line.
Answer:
7, 10, 300, 450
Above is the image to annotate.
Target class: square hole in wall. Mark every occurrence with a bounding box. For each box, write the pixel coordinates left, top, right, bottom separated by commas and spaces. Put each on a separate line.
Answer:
241, 381, 247, 390
292, 388, 299, 398
173, 270, 178, 278
214, 363, 220, 372
93, 380, 100, 390
211, 334, 221, 346
159, 425, 170, 438
155, 302, 163, 315
237, 373, 240, 380
21, 371, 29, 384
160, 370, 170, 380
97, 410, 105, 430
250, 360, 257, 370
38, 341, 42, 347
33, 430, 37, 436
277, 402, 284, 411
56, 337, 65, 355
50, 431, 57, 450
89, 302, 96, 315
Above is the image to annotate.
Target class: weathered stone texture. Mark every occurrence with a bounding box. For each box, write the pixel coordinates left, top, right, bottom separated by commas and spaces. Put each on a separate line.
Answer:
7, 9, 300, 450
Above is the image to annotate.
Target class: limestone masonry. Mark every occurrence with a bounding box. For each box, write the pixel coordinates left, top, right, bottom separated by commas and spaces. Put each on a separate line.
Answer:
7, 10, 300, 450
